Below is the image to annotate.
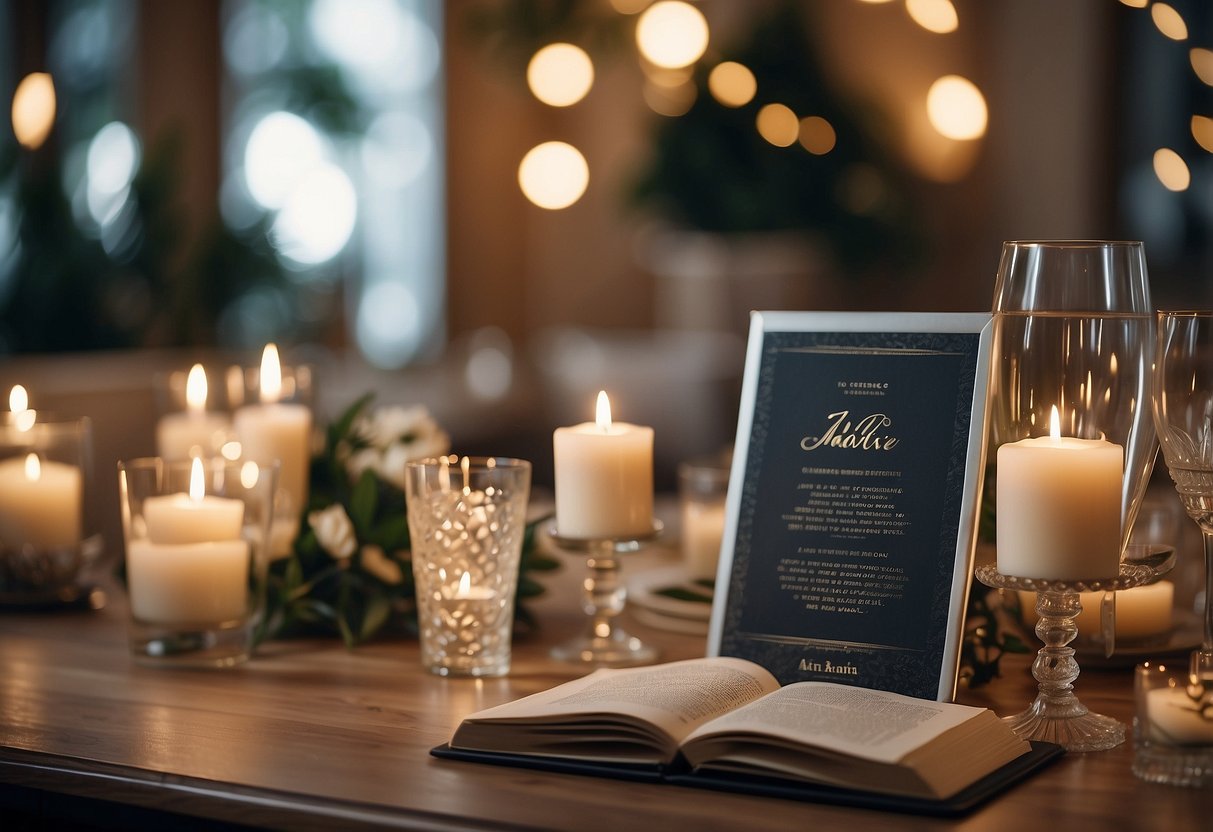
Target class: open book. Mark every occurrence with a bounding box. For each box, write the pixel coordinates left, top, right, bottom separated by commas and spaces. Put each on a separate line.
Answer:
446, 657, 1035, 802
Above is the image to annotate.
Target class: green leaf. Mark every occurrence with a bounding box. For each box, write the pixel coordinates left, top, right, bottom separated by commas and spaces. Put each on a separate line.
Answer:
349, 469, 378, 532
330, 392, 375, 447
359, 593, 393, 640
371, 514, 410, 550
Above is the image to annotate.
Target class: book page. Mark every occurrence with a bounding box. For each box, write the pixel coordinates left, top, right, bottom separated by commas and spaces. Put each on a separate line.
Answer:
684, 681, 982, 763
462, 657, 779, 741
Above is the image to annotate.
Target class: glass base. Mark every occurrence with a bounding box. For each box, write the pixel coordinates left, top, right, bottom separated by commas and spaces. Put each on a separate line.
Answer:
1133, 737, 1213, 787
1004, 701, 1126, 751
551, 627, 659, 667
130, 620, 252, 668
423, 650, 511, 678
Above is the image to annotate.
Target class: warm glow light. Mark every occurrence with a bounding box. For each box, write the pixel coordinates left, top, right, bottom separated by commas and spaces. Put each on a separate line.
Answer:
9, 385, 28, 413
186, 364, 208, 413
799, 116, 837, 155
1153, 148, 1190, 191
1151, 3, 1188, 41
11, 72, 56, 150
595, 390, 612, 430
527, 43, 594, 107
708, 62, 757, 108
635, 1, 709, 70
241, 460, 260, 489
1193, 116, 1213, 153
1192, 49, 1213, 86
906, 0, 958, 34
24, 453, 40, 482
518, 142, 589, 210
221, 441, 243, 461
642, 78, 696, 116
926, 75, 987, 140
756, 103, 799, 147
260, 343, 283, 403
456, 571, 472, 597
1049, 406, 1060, 440
1119, 0, 1148, 7
189, 456, 206, 501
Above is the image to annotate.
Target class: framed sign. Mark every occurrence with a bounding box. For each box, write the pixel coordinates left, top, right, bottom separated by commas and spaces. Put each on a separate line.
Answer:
707, 311, 992, 702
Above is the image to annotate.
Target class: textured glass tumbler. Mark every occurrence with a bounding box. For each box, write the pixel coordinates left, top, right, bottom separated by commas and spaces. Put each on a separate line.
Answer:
119, 457, 277, 668
405, 457, 531, 677
1133, 657, 1213, 787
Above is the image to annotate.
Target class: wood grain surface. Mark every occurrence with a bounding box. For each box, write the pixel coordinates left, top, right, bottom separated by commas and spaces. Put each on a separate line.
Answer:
2, 545, 1211, 831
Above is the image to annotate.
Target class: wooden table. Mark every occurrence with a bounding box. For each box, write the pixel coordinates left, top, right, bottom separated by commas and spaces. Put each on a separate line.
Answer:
2, 548, 1210, 831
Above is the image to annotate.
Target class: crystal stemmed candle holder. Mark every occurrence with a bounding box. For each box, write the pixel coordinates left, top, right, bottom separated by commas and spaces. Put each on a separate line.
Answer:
986, 241, 1157, 751
549, 521, 663, 667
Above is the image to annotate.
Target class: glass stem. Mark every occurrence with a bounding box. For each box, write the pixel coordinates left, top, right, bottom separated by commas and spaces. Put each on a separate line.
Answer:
1202, 530, 1213, 659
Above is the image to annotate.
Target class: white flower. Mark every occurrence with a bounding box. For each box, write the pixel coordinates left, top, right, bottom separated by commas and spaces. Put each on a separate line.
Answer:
360, 544, 404, 585
308, 504, 357, 560
343, 404, 450, 487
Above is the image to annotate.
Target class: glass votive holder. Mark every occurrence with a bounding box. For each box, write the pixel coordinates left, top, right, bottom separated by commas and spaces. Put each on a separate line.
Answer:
404, 456, 531, 677
118, 456, 278, 667
153, 365, 233, 461
678, 456, 730, 582
0, 415, 100, 603
1133, 655, 1213, 787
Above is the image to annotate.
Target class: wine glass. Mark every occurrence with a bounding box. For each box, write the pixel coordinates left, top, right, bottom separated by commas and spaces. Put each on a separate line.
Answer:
983, 241, 1159, 751
1152, 311, 1213, 672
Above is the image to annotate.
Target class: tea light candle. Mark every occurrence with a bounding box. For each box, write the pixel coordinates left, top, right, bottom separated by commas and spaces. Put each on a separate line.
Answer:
126, 457, 250, 624
0, 452, 82, 548
553, 391, 654, 539
997, 406, 1123, 580
682, 498, 726, 581
233, 344, 312, 536
1146, 686, 1213, 745
156, 364, 231, 461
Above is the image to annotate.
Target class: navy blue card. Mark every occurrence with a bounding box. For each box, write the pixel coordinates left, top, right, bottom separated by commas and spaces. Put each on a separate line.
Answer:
708, 312, 991, 701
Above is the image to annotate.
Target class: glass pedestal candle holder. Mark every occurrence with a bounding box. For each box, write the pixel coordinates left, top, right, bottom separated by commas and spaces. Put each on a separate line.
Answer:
549, 521, 663, 667
0, 414, 102, 607
1133, 653, 1213, 787
977, 546, 1175, 751
119, 457, 278, 668
404, 457, 532, 678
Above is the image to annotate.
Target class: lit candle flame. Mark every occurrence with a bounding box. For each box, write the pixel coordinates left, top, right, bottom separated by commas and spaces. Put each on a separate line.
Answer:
595, 390, 612, 431
457, 571, 471, 598
186, 364, 208, 413
461, 455, 471, 496
24, 453, 40, 482
9, 385, 28, 412
189, 456, 206, 501
260, 343, 282, 404
1049, 405, 1061, 440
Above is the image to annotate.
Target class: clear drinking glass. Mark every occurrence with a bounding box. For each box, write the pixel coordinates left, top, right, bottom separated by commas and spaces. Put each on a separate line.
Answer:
404, 456, 531, 677
982, 240, 1159, 751
1133, 657, 1213, 786
1153, 311, 1213, 668
119, 457, 277, 667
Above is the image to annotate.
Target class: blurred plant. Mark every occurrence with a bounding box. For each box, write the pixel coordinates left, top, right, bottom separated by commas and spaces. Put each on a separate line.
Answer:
959, 585, 1031, 689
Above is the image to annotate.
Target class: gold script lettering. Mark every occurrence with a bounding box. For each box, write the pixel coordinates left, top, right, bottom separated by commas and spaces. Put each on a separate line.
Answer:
800, 411, 899, 452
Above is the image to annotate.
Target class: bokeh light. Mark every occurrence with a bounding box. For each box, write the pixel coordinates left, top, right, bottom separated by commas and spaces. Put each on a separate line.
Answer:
926, 75, 987, 140
1192, 115, 1213, 153
757, 103, 799, 147
708, 62, 757, 108
528, 43, 595, 107
308, 0, 439, 93
799, 116, 837, 155
11, 73, 56, 150
244, 111, 326, 210
1150, 3, 1188, 42
271, 162, 358, 264
1191, 48, 1213, 86
643, 78, 697, 116
86, 121, 140, 228
636, 1, 710, 70
906, 0, 958, 35
518, 142, 589, 209
361, 111, 433, 189
355, 280, 422, 369
1153, 148, 1190, 191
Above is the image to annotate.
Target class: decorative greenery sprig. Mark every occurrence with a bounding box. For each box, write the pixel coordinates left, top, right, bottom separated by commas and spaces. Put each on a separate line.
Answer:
260, 394, 558, 646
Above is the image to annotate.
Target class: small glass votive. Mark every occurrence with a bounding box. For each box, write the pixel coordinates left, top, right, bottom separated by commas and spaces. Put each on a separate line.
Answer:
678, 456, 730, 582
118, 456, 278, 667
404, 456, 531, 677
0, 414, 100, 604
153, 364, 233, 461
1133, 655, 1213, 787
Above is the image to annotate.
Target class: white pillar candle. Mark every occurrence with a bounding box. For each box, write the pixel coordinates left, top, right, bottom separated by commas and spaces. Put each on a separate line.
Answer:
553, 391, 653, 539
1146, 686, 1213, 745
997, 406, 1123, 580
0, 453, 82, 548
233, 344, 312, 537
126, 538, 250, 624
1018, 581, 1174, 640
682, 498, 726, 581
156, 364, 231, 461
